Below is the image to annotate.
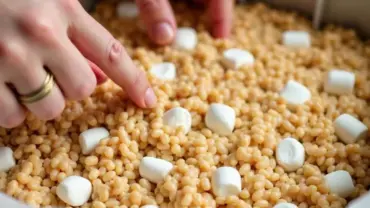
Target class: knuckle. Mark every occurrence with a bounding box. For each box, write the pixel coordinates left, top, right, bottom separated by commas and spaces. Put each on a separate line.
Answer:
137, 0, 160, 11
107, 39, 124, 64
19, 11, 59, 46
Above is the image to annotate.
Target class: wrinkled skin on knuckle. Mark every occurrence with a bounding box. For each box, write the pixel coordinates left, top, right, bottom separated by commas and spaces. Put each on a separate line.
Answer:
107, 39, 124, 65
18, 11, 61, 46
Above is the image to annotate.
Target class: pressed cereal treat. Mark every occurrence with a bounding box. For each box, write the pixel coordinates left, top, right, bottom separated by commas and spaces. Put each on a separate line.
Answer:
1, 1, 370, 207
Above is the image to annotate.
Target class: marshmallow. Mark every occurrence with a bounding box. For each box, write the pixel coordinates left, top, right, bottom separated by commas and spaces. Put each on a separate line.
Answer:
149, 62, 176, 81
141, 206, 159, 208
56, 176, 92, 206
282, 31, 311, 48
139, 157, 173, 183
334, 114, 368, 144
205, 103, 235, 136
173, 27, 198, 50
280, 80, 311, 105
163, 107, 192, 134
79, 127, 110, 155
222, 48, 255, 69
116, 2, 139, 18
347, 191, 370, 208
212, 167, 241, 197
324, 69, 355, 95
0, 147, 15, 172
273, 202, 298, 208
276, 137, 305, 172
324, 170, 355, 198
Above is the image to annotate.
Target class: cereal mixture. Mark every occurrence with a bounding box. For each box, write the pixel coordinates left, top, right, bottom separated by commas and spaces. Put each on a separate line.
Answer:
1, 1, 370, 208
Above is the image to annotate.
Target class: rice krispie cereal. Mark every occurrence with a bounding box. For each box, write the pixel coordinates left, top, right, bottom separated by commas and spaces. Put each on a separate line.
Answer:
1, 1, 370, 208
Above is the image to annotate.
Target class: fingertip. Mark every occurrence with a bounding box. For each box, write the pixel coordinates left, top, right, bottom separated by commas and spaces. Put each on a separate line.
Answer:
136, 0, 177, 45
150, 22, 175, 45
208, 0, 234, 38
128, 86, 157, 109
122, 68, 157, 109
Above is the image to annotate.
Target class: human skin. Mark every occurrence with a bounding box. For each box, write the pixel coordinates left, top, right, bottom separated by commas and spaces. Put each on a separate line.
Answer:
0, 0, 233, 128
135, 0, 234, 44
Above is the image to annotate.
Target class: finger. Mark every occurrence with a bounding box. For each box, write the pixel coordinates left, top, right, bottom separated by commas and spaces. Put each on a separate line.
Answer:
11, 68, 65, 121
0, 84, 26, 128
135, 0, 177, 45
88, 59, 108, 85
43, 38, 97, 101
67, 4, 157, 108
207, 0, 234, 38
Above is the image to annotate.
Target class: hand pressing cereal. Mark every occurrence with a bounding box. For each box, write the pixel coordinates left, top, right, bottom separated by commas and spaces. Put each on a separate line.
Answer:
135, 0, 234, 45
0, 0, 157, 128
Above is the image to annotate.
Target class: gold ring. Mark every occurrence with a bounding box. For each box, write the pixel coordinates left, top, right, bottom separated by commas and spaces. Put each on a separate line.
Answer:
19, 72, 55, 104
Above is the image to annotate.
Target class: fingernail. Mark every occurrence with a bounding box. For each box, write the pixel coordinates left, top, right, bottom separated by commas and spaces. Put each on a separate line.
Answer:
152, 22, 174, 45
144, 88, 157, 108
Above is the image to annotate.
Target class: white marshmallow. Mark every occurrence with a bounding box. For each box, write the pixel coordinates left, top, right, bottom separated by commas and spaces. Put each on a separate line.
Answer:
334, 114, 368, 144
222, 48, 255, 69
282, 31, 311, 48
173, 27, 198, 50
205, 103, 235, 136
280, 80, 311, 105
347, 191, 370, 208
149, 62, 176, 81
163, 107, 192, 134
273, 202, 298, 208
212, 167, 241, 197
324, 170, 355, 198
0, 147, 15, 172
139, 157, 173, 183
276, 137, 305, 172
324, 69, 355, 95
56, 176, 92, 206
141, 205, 159, 208
116, 2, 139, 18
79, 127, 110, 155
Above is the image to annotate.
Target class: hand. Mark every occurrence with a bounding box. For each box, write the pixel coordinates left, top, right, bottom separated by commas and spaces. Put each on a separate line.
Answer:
0, 0, 157, 128
136, 0, 234, 45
